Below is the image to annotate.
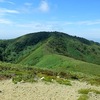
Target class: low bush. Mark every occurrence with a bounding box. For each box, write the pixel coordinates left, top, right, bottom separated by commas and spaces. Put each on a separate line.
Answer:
78, 88, 100, 94
56, 78, 71, 86
12, 76, 22, 84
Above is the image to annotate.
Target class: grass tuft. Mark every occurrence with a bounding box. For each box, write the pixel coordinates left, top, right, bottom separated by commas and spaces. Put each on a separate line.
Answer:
56, 78, 71, 86
78, 94, 88, 100
78, 88, 100, 94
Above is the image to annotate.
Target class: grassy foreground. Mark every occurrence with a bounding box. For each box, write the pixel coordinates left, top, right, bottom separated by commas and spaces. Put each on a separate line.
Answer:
0, 61, 100, 85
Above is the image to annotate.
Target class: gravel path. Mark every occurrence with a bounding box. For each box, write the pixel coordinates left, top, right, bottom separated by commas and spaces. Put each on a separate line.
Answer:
0, 80, 100, 100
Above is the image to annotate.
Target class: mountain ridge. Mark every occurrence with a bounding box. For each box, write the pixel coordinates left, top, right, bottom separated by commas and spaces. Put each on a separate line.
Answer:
0, 31, 100, 66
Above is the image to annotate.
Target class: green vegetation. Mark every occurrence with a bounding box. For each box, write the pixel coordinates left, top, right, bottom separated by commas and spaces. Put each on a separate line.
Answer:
0, 61, 72, 85
78, 88, 100, 94
78, 94, 89, 100
34, 54, 100, 76
0, 31, 100, 86
12, 75, 22, 84
87, 77, 100, 86
38, 73, 71, 85
0, 31, 100, 65
78, 88, 100, 100
56, 78, 71, 85
0, 61, 100, 86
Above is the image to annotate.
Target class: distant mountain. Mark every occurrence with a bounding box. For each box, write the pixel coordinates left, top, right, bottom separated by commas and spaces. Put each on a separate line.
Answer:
0, 31, 100, 68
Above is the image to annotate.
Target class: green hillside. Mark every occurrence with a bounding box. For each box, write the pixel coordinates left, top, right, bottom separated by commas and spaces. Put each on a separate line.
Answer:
35, 54, 100, 76
0, 31, 100, 85
0, 31, 100, 66
17, 40, 100, 76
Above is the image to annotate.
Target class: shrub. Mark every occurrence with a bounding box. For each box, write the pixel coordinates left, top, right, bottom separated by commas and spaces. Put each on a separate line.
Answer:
12, 76, 22, 84
56, 78, 71, 86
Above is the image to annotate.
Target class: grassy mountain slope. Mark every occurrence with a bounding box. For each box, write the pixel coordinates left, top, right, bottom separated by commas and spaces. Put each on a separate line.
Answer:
18, 45, 100, 76
0, 32, 50, 62
0, 32, 100, 86
0, 31, 100, 67
35, 54, 100, 76
47, 32, 100, 65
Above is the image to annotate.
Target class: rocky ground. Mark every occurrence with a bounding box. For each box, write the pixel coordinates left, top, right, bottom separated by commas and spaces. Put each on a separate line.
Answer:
0, 79, 100, 100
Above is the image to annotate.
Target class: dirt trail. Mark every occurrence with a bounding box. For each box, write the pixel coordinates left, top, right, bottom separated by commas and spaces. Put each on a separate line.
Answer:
0, 80, 100, 100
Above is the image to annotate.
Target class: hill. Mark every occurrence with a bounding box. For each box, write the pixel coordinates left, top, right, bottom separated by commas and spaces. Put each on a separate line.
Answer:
0, 31, 100, 66
0, 32, 100, 86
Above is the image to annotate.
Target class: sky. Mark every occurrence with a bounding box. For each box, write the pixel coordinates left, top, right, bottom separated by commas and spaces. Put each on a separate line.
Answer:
0, 0, 100, 42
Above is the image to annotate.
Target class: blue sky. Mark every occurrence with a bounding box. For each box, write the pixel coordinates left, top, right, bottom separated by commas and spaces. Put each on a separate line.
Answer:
0, 0, 100, 42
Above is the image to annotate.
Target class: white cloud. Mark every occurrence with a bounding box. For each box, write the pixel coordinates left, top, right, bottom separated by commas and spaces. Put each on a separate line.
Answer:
0, 0, 15, 4
0, 8, 19, 15
15, 21, 64, 33
0, 20, 100, 42
1, 19, 100, 30
74, 20, 100, 25
0, 18, 12, 24
24, 2, 32, 6
16, 22, 52, 30
7, 1, 15, 5
64, 20, 100, 25
18, 0, 50, 14
39, 0, 49, 12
